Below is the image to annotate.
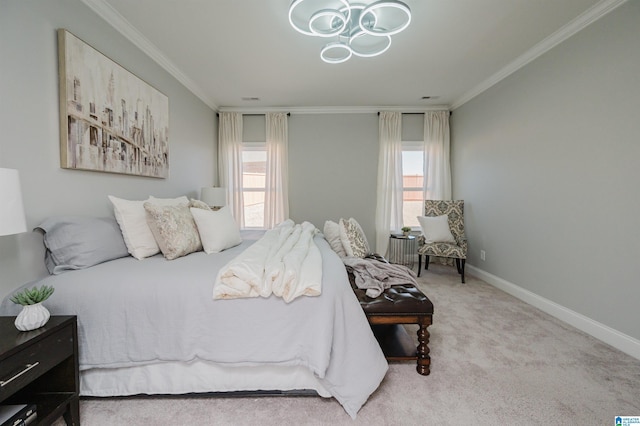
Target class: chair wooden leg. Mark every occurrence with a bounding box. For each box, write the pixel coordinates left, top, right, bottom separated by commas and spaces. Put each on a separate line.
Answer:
417, 255, 422, 277
453, 258, 466, 283
425, 255, 430, 270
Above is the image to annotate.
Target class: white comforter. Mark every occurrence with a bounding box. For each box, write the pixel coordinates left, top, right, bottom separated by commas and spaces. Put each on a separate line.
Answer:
213, 220, 322, 303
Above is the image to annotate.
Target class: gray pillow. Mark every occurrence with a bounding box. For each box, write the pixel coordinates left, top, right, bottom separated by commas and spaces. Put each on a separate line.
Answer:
37, 216, 129, 274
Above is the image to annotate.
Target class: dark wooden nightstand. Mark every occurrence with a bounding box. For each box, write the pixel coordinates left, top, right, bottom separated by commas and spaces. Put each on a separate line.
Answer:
0, 316, 79, 425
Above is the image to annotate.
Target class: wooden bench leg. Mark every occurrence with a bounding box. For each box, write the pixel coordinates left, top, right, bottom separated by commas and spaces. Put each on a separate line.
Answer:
416, 317, 431, 375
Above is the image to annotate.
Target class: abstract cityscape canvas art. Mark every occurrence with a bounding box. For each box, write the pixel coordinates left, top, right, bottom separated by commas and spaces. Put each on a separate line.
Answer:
58, 29, 169, 178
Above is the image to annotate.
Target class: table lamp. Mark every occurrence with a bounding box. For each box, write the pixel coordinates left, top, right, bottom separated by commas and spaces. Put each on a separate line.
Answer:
0, 168, 27, 236
200, 187, 226, 210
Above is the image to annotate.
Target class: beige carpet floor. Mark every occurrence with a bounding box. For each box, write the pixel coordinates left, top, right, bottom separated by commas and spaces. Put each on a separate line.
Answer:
55, 264, 640, 425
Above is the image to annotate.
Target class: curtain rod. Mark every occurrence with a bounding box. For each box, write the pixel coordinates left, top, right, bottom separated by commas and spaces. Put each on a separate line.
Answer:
377, 111, 452, 116
216, 113, 290, 117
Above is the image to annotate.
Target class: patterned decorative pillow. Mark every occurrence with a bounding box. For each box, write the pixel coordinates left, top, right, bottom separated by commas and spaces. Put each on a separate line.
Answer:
339, 217, 370, 258
108, 195, 190, 260
189, 198, 212, 211
143, 202, 203, 260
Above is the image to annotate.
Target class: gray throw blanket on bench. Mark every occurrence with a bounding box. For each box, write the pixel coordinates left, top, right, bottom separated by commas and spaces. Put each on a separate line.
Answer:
343, 257, 418, 298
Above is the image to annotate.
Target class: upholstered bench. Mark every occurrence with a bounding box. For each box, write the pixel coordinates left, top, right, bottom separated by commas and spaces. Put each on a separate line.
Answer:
349, 276, 434, 375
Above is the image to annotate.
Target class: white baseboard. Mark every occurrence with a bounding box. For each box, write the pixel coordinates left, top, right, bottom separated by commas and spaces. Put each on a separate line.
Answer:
466, 264, 640, 361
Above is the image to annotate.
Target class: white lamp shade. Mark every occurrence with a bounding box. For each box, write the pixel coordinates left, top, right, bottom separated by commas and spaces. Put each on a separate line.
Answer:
0, 168, 27, 236
200, 187, 227, 207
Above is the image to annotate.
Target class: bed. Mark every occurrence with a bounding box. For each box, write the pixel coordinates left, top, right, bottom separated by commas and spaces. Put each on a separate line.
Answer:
0, 212, 388, 418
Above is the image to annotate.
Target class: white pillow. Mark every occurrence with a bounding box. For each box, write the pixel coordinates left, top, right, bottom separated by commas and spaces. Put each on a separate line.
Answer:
148, 195, 189, 206
339, 217, 370, 258
108, 195, 159, 260
190, 206, 242, 254
417, 215, 456, 244
108, 195, 189, 260
323, 220, 347, 258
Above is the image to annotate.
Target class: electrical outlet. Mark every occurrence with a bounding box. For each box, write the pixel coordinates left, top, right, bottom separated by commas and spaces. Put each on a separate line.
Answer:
480, 250, 486, 261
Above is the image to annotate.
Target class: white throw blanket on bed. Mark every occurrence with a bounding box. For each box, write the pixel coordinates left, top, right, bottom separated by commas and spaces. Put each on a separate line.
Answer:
213, 220, 322, 302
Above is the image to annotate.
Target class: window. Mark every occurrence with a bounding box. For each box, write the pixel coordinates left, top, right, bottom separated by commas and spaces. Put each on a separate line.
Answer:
402, 141, 424, 228
241, 142, 266, 228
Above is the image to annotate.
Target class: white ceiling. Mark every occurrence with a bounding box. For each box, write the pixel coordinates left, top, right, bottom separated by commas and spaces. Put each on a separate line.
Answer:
84, 0, 621, 112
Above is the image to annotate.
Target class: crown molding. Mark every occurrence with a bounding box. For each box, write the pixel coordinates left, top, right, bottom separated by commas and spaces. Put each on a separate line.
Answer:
79, 0, 218, 110
218, 105, 451, 115
450, 0, 629, 110
81, 0, 625, 114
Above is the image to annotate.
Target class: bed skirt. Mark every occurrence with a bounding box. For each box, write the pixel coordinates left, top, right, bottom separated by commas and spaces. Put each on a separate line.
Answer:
81, 360, 331, 398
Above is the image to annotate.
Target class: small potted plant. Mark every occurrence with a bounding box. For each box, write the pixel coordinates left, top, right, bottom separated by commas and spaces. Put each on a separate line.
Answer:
11, 285, 55, 331
401, 226, 412, 237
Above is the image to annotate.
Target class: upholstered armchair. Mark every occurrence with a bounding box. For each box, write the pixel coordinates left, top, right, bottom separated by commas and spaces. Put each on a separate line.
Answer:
417, 200, 467, 283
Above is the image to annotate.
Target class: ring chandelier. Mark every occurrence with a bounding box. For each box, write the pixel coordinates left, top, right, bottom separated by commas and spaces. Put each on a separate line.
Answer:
288, 0, 411, 64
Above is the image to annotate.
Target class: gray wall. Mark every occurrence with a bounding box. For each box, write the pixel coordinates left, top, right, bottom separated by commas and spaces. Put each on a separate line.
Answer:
245, 112, 425, 248
243, 112, 427, 246
451, 1, 640, 340
289, 114, 379, 244
0, 0, 217, 299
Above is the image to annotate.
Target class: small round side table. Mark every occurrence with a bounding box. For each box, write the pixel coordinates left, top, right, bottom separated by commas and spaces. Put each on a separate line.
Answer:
388, 234, 416, 269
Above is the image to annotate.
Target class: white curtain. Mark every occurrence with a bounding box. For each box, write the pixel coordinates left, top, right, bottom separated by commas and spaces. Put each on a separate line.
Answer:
423, 111, 452, 200
375, 112, 404, 255
264, 112, 289, 228
218, 112, 244, 226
